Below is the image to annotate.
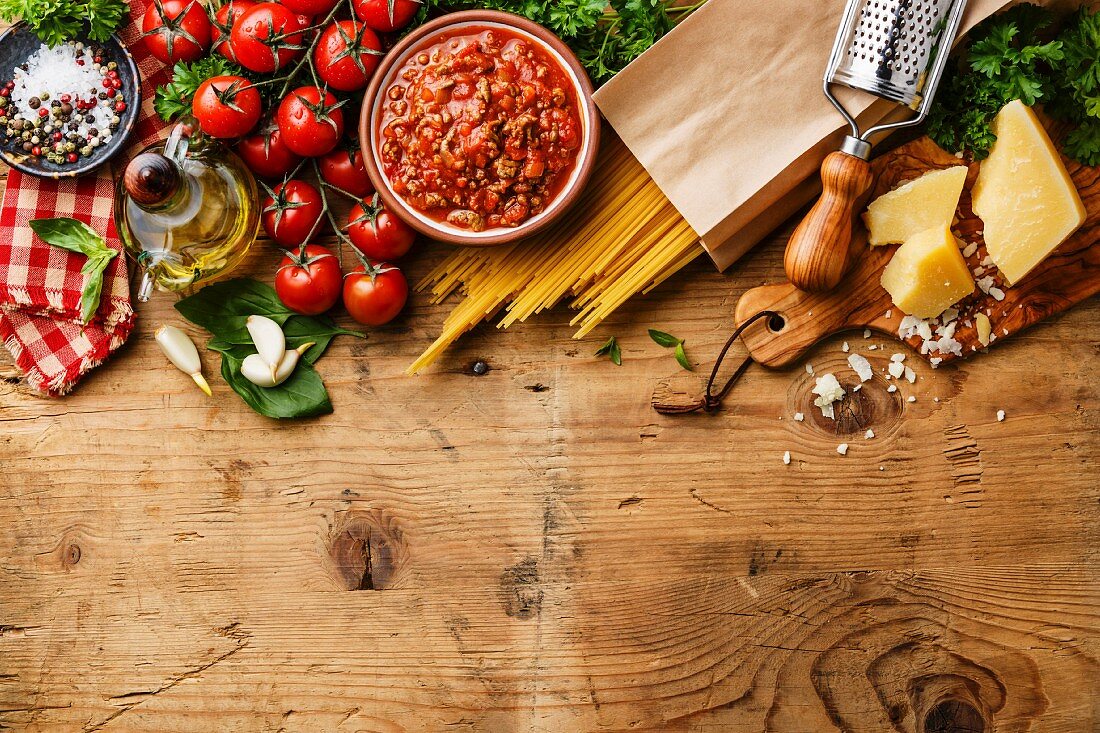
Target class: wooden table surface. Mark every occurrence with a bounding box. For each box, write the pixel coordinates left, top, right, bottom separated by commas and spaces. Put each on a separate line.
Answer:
0, 152, 1097, 733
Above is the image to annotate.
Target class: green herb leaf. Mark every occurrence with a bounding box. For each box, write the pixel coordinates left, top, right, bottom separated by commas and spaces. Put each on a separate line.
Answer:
30, 217, 117, 323
674, 341, 693, 371
0, 0, 128, 46
210, 342, 333, 419
648, 329, 681, 348
175, 278, 294, 342
595, 336, 621, 365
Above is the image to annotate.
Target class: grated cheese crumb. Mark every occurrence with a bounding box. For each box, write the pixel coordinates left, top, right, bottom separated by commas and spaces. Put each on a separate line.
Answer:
997, 410, 1005, 422
904, 366, 916, 384
812, 374, 845, 420
842, 341, 850, 353
887, 384, 897, 393
907, 395, 916, 403
962, 241, 978, 257
783, 450, 791, 465
837, 443, 848, 456
794, 412, 804, 422
805, 363, 814, 375
890, 353, 906, 363
888, 362, 905, 379
848, 354, 873, 382
885, 310, 893, 319
864, 428, 874, 439
864, 329, 871, 338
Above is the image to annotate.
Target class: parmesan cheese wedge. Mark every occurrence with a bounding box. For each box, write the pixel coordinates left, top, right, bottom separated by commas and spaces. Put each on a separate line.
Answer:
863, 166, 968, 246
880, 226, 974, 319
972, 100, 1086, 285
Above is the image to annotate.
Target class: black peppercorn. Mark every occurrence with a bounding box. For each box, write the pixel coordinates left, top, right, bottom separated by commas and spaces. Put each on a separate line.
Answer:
84, 114, 95, 124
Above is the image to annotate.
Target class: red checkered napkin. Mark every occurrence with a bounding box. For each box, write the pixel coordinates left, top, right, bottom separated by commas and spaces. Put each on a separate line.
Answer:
0, 1, 170, 395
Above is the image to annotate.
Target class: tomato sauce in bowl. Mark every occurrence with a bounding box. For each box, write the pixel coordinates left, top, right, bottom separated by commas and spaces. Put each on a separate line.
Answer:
362, 11, 598, 246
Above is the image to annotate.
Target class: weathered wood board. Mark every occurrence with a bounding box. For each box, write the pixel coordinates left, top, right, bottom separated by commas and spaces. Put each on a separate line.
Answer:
737, 132, 1100, 368
1, 161, 1098, 731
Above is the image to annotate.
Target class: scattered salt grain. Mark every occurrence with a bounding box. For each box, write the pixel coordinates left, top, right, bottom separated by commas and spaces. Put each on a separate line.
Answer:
864, 329, 871, 338
837, 443, 849, 456
907, 395, 916, 403
805, 363, 814, 375
868, 344, 878, 350
997, 409, 1005, 422
783, 450, 791, 465
930, 357, 942, 368
848, 353, 873, 382
885, 310, 893, 319
794, 412, 804, 422
864, 428, 875, 439
887, 384, 897, 393
842, 341, 849, 353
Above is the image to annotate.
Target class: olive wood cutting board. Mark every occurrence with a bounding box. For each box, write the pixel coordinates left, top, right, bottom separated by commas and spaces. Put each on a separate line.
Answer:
735, 132, 1100, 368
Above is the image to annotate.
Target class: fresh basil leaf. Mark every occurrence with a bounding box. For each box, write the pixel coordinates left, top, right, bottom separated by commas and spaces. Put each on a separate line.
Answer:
175, 278, 294, 343
282, 316, 365, 362
215, 345, 333, 419
29, 217, 106, 257
675, 342, 693, 371
648, 329, 681, 348
594, 336, 621, 366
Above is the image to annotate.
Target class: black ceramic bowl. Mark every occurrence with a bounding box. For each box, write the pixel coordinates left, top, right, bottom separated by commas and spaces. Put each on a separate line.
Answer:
0, 24, 140, 179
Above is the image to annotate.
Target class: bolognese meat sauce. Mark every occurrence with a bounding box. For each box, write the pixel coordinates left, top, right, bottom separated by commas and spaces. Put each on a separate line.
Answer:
378, 27, 583, 231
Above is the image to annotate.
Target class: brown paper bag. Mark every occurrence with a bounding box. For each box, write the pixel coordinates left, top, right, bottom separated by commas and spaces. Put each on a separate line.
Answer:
592, 0, 1052, 271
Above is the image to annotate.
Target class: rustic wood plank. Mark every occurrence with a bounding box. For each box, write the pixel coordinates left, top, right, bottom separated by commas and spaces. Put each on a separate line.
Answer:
0, 149, 1097, 730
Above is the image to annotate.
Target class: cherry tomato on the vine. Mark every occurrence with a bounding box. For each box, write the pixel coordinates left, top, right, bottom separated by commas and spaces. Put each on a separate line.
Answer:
348, 196, 415, 261
142, 0, 212, 65
236, 123, 302, 180
262, 179, 325, 248
192, 75, 261, 138
275, 243, 343, 315
210, 0, 255, 62
277, 86, 345, 157
319, 143, 373, 197
314, 20, 382, 92
353, 0, 418, 33
230, 2, 304, 73
343, 260, 408, 327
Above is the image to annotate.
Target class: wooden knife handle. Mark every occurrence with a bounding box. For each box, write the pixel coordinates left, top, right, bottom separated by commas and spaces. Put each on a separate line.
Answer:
784, 151, 874, 293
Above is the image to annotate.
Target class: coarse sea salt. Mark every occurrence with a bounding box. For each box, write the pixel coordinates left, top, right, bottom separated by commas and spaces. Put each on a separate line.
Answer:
783, 451, 791, 465
10, 43, 116, 147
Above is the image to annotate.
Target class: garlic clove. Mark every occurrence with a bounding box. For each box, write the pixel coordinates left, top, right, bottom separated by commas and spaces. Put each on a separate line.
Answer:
241, 353, 278, 388
241, 342, 315, 388
246, 315, 285, 380
155, 325, 210, 396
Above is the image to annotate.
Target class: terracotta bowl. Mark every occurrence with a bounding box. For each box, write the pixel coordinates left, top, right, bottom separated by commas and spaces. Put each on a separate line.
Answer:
359, 10, 600, 247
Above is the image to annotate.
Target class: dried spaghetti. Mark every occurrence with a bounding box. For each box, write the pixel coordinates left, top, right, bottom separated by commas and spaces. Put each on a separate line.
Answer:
409, 133, 702, 374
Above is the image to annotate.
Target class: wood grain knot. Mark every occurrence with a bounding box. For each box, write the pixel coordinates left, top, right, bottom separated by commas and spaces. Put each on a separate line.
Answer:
63, 543, 81, 568
325, 510, 409, 591
797, 365, 903, 437
498, 557, 542, 620
924, 700, 985, 733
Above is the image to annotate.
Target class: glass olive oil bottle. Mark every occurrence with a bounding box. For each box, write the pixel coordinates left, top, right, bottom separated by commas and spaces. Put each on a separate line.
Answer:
115, 123, 259, 300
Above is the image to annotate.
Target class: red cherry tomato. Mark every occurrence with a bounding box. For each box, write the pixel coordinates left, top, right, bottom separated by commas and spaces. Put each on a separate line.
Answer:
347, 196, 415, 261
352, 0, 418, 33
235, 123, 302, 180
314, 20, 382, 92
230, 2, 304, 73
342, 260, 408, 327
275, 244, 343, 315
211, 0, 255, 62
192, 75, 261, 138
142, 0, 212, 64
262, 179, 325, 248
319, 144, 373, 197
279, 0, 337, 16
276, 86, 344, 157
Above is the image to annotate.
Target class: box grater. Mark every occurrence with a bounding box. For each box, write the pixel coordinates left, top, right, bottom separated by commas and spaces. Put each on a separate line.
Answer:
784, 0, 970, 293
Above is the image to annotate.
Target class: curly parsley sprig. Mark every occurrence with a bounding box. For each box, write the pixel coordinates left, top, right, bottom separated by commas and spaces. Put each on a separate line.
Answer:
0, 0, 129, 46
928, 4, 1100, 165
